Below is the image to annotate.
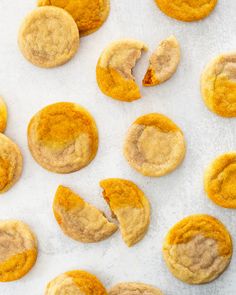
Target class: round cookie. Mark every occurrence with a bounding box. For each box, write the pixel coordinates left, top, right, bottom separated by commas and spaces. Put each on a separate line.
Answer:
0, 97, 7, 133
163, 214, 232, 284
0, 133, 23, 193
27, 102, 98, 173
155, 0, 217, 22
204, 152, 236, 208
0, 220, 37, 282
201, 52, 236, 117
18, 7, 79, 68
45, 270, 107, 294
96, 39, 148, 102
109, 283, 164, 295
123, 113, 186, 177
38, 0, 110, 36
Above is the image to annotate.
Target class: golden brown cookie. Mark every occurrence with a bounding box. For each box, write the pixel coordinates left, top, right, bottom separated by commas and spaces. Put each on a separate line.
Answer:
53, 185, 117, 243
204, 152, 236, 208
143, 36, 180, 87
18, 7, 79, 68
155, 0, 217, 22
27, 102, 98, 173
0, 220, 37, 282
109, 283, 164, 295
0, 97, 7, 133
38, 0, 110, 36
96, 39, 148, 102
45, 270, 107, 294
201, 52, 236, 117
163, 214, 232, 284
123, 113, 186, 177
100, 178, 150, 247
0, 133, 23, 193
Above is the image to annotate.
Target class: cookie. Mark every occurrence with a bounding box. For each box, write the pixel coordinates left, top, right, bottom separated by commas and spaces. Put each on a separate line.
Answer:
96, 39, 148, 102
163, 214, 232, 284
18, 7, 79, 68
0, 97, 7, 133
109, 283, 164, 295
0, 220, 37, 282
0, 133, 23, 193
27, 102, 98, 173
201, 52, 236, 117
155, 0, 217, 22
123, 113, 186, 177
53, 185, 118, 243
204, 152, 236, 208
45, 270, 107, 294
143, 36, 180, 87
38, 0, 110, 36
100, 178, 150, 247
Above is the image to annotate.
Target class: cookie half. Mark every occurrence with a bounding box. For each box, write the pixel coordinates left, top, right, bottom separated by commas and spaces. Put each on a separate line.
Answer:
0, 97, 7, 133
109, 283, 164, 295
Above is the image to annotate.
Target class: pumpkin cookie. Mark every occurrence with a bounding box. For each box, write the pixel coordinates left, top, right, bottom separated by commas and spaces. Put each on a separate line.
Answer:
163, 214, 232, 284
100, 178, 150, 247
53, 185, 117, 243
109, 283, 164, 295
201, 52, 236, 117
124, 113, 186, 177
155, 0, 217, 22
45, 270, 107, 294
0, 134, 23, 193
0, 97, 7, 133
204, 153, 236, 208
96, 39, 148, 102
18, 7, 79, 68
143, 36, 180, 87
38, 0, 110, 36
0, 220, 37, 282
27, 102, 98, 173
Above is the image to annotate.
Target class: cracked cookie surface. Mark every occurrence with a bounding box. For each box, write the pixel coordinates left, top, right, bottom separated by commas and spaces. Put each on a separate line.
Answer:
163, 214, 232, 284
18, 7, 79, 68
28, 102, 98, 173
0, 97, 7, 133
124, 113, 186, 177
155, 0, 217, 22
204, 152, 236, 208
100, 178, 150, 247
53, 185, 117, 243
38, 0, 110, 36
0, 220, 37, 282
96, 39, 148, 102
109, 283, 164, 295
0, 133, 23, 193
201, 52, 236, 117
45, 270, 107, 295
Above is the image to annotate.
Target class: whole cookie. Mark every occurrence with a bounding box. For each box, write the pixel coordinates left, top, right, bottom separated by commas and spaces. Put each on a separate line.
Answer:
0, 220, 37, 282
109, 283, 164, 295
0, 97, 7, 133
124, 113, 186, 177
28, 102, 98, 173
38, 0, 110, 36
155, 0, 217, 22
201, 52, 236, 117
0, 133, 23, 193
45, 270, 107, 295
163, 214, 232, 284
204, 152, 236, 208
18, 7, 79, 68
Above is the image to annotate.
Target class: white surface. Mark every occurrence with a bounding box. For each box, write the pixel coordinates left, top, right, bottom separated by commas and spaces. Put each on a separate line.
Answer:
0, 0, 235, 294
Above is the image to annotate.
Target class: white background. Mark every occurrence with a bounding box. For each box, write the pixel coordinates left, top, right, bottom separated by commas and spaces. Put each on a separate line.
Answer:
0, 0, 236, 294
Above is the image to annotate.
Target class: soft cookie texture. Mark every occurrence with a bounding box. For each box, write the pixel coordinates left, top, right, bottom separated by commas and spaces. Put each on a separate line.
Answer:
155, 0, 217, 22
0, 220, 37, 282
100, 178, 150, 247
18, 7, 79, 68
143, 36, 180, 87
45, 270, 107, 295
96, 39, 148, 102
204, 153, 236, 208
163, 214, 232, 284
0, 97, 7, 133
124, 113, 186, 177
0, 134, 23, 193
53, 185, 117, 243
38, 0, 110, 36
109, 283, 164, 295
201, 52, 236, 117
28, 102, 98, 173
